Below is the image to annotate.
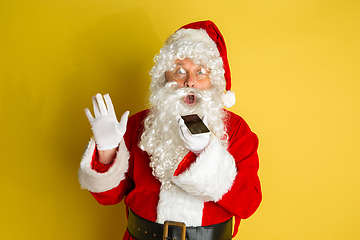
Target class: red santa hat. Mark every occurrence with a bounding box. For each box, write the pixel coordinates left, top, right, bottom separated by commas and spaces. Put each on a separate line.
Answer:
167, 20, 236, 108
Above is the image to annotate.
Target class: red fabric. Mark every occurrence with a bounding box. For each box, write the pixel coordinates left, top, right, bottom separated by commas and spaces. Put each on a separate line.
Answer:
232, 216, 241, 238
180, 20, 231, 91
91, 147, 114, 173
173, 151, 197, 176
89, 109, 261, 239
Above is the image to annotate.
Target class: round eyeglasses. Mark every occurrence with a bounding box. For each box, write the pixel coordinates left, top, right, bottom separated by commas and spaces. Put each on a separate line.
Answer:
171, 67, 210, 81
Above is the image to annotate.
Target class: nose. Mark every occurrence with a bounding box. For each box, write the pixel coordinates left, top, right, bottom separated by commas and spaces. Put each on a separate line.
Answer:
184, 74, 196, 88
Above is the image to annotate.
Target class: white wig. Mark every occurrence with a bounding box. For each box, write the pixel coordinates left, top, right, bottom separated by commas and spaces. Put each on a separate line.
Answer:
149, 28, 227, 99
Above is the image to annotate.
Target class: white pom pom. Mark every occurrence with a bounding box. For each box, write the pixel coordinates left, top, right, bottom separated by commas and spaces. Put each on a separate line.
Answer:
222, 91, 236, 108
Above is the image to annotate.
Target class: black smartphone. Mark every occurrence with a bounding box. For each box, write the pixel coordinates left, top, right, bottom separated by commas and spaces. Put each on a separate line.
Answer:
181, 114, 210, 135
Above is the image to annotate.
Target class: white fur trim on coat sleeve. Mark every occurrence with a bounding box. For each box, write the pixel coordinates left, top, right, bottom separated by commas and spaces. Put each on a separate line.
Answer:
171, 136, 237, 202
78, 138, 130, 193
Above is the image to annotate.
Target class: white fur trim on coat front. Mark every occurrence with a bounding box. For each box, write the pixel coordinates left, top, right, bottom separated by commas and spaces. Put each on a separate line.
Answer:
78, 138, 129, 193
172, 136, 237, 202
157, 184, 204, 226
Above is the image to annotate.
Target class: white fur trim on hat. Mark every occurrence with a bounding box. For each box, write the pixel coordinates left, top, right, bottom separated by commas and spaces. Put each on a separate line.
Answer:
165, 28, 219, 56
222, 90, 236, 108
78, 138, 130, 193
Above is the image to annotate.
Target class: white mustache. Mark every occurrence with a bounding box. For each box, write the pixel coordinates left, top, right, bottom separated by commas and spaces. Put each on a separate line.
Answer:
163, 82, 213, 102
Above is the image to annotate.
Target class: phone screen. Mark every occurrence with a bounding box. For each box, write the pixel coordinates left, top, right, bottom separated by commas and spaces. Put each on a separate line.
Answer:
181, 114, 210, 135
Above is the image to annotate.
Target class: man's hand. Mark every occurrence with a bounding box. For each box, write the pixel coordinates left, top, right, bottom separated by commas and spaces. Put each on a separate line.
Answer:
176, 115, 210, 155
85, 93, 129, 150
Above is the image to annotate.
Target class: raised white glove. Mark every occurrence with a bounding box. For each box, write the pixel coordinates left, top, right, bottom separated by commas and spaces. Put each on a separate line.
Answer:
85, 93, 129, 150
176, 115, 211, 155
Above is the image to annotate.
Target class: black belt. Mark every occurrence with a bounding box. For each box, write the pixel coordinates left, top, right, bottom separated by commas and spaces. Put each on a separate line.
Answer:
127, 209, 232, 240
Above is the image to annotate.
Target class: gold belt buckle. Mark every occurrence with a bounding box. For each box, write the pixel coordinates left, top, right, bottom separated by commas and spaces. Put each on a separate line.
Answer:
163, 221, 186, 240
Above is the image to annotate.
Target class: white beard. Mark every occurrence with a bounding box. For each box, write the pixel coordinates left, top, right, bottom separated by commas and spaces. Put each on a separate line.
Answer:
139, 82, 227, 189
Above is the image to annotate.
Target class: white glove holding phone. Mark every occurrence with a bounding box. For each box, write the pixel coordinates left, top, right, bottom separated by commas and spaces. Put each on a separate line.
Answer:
176, 115, 210, 155
85, 93, 129, 150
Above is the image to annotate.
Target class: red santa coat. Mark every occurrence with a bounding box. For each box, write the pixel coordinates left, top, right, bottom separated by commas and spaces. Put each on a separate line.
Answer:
78, 109, 261, 239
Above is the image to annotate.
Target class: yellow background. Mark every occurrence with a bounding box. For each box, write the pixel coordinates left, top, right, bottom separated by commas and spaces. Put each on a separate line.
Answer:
1, 0, 359, 239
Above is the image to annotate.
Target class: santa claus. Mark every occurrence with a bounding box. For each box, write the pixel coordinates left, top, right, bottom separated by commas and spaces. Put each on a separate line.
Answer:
78, 20, 261, 240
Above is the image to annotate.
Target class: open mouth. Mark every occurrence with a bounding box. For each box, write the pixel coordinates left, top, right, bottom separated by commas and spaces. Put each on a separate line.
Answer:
184, 92, 197, 105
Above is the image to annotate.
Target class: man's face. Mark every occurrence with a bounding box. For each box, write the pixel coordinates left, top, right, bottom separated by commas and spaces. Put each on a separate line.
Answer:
165, 58, 212, 90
